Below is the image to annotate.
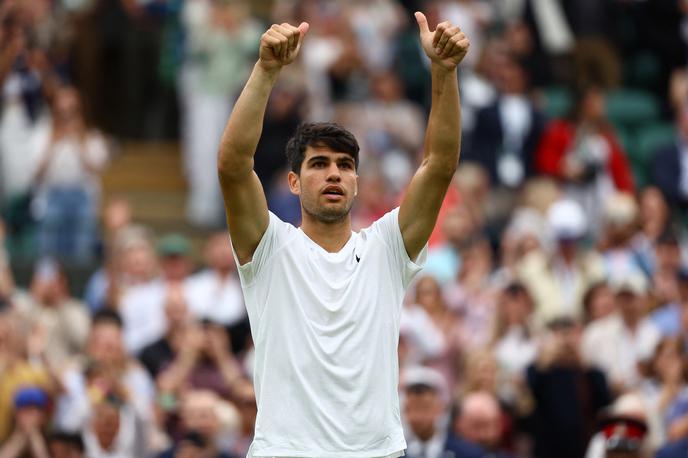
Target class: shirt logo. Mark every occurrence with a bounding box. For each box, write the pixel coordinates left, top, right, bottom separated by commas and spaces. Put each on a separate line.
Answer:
355, 254, 361, 263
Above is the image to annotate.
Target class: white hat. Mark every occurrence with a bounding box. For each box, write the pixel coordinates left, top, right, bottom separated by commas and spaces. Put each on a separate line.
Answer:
402, 366, 449, 402
609, 272, 648, 296
547, 199, 587, 240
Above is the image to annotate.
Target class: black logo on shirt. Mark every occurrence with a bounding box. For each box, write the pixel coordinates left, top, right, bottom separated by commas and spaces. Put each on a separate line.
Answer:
355, 254, 360, 263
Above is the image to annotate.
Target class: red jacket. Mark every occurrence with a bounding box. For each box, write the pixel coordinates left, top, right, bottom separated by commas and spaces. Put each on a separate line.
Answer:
535, 120, 635, 193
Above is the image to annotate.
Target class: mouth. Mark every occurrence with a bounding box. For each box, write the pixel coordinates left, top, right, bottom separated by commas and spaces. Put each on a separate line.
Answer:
322, 186, 345, 200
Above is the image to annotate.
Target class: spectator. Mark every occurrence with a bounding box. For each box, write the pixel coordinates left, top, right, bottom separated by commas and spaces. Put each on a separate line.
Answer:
401, 366, 484, 458
582, 273, 661, 393
47, 431, 84, 458
14, 257, 90, 368
185, 232, 245, 327
54, 310, 155, 435
535, 85, 635, 229
120, 233, 193, 354
518, 199, 605, 326
651, 269, 688, 338
158, 390, 236, 458
582, 282, 616, 324
454, 391, 515, 458
597, 193, 646, 279
82, 393, 147, 458
465, 53, 547, 190
527, 317, 612, 458
652, 103, 688, 212
30, 85, 109, 263
491, 282, 537, 405
0, 387, 51, 458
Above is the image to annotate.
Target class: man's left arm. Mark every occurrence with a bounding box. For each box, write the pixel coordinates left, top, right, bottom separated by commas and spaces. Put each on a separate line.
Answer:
399, 12, 469, 260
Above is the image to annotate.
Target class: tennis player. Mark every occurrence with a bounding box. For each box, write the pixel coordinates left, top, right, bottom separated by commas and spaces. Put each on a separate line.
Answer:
218, 11, 468, 458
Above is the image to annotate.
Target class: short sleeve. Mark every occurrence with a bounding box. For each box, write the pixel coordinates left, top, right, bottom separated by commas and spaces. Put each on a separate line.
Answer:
232, 211, 294, 286
369, 207, 427, 289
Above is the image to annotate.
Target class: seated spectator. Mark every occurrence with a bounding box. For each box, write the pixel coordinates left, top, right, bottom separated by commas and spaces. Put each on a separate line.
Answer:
651, 103, 688, 211
0, 387, 51, 458
400, 275, 462, 383
120, 233, 193, 354
47, 431, 84, 458
158, 390, 237, 458
84, 224, 159, 313
185, 232, 246, 327
444, 235, 498, 352
491, 282, 537, 405
464, 53, 547, 190
651, 268, 688, 338
14, 258, 90, 368
401, 366, 484, 458
82, 393, 147, 457
582, 281, 616, 324
0, 312, 54, 443
632, 187, 671, 276
597, 193, 647, 279
156, 320, 242, 402
527, 317, 612, 458
518, 199, 605, 327
139, 284, 193, 379
535, 84, 634, 228
638, 338, 688, 447
582, 273, 661, 393
453, 391, 515, 458
30, 85, 109, 264
227, 378, 256, 457
54, 310, 155, 434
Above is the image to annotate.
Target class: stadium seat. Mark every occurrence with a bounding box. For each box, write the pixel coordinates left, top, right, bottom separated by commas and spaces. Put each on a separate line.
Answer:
606, 89, 661, 128
542, 86, 573, 119
626, 123, 676, 188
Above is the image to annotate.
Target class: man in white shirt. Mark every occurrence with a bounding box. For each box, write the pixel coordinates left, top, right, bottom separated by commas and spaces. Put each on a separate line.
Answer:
582, 273, 661, 393
217, 13, 469, 457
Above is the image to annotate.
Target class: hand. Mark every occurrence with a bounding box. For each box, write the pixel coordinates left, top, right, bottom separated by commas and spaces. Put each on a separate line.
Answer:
207, 325, 231, 362
415, 12, 469, 72
258, 22, 309, 73
16, 408, 43, 434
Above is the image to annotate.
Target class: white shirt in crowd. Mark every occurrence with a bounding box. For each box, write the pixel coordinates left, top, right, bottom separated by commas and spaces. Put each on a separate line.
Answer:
185, 269, 246, 326
582, 313, 661, 390
235, 208, 426, 458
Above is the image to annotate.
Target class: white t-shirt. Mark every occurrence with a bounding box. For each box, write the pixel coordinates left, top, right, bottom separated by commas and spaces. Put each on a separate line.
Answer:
235, 208, 426, 458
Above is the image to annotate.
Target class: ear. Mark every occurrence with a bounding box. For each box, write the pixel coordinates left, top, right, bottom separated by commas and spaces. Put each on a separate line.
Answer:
354, 174, 358, 196
288, 171, 300, 196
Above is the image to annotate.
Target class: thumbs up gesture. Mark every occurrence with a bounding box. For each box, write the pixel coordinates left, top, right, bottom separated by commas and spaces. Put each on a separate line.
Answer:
415, 12, 469, 71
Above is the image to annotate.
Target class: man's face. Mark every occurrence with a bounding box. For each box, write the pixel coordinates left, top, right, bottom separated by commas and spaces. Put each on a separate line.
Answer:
404, 388, 443, 440
289, 145, 358, 223
456, 405, 501, 450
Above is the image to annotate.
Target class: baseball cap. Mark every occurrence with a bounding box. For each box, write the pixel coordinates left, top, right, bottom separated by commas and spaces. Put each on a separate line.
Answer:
13, 386, 48, 410
609, 273, 648, 296
598, 415, 647, 453
547, 199, 587, 241
157, 233, 190, 257
402, 366, 449, 401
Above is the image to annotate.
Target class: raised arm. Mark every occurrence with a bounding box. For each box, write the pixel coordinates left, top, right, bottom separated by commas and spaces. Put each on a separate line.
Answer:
218, 21, 309, 265
398, 12, 469, 261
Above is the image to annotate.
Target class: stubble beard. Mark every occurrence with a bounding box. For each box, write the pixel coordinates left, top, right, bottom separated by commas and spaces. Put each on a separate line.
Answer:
302, 197, 354, 224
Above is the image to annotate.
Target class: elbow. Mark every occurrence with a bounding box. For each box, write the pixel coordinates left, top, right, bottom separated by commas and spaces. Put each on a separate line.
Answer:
217, 150, 253, 182
423, 157, 457, 181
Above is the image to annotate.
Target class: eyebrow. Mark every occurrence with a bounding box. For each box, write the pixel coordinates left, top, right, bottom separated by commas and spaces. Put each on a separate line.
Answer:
306, 155, 355, 165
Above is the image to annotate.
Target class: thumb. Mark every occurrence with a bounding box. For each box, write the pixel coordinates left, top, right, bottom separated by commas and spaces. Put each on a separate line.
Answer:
297, 21, 310, 37
414, 11, 430, 34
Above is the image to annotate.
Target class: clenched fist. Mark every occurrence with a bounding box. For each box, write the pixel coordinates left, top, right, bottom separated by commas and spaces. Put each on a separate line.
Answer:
415, 12, 469, 71
258, 21, 310, 72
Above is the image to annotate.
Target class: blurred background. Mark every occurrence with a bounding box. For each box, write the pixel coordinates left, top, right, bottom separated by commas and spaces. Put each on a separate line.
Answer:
1, 0, 688, 457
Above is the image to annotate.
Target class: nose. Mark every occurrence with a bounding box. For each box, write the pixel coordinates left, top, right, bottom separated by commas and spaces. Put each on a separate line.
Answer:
325, 163, 341, 182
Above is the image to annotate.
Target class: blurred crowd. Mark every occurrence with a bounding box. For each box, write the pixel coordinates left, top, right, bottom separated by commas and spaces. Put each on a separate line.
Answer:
1, 0, 688, 457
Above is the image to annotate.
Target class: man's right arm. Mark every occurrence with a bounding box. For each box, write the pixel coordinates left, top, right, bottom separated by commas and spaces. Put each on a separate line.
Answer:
218, 22, 308, 265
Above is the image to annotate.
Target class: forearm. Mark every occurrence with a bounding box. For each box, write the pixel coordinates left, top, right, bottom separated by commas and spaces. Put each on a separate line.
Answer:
422, 65, 460, 175
156, 351, 197, 393
218, 64, 280, 179
26, 432, 49, 458
0, 431, 27, 458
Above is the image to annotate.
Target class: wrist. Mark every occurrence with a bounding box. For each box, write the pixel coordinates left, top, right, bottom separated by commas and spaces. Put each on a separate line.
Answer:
430, 62, 458, 76
254, 61, 282, 81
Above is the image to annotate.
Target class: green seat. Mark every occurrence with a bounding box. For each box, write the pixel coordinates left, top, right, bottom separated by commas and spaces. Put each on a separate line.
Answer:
629, 123, 676, 188
542, 86, 573, 119
606, 89, 660, 128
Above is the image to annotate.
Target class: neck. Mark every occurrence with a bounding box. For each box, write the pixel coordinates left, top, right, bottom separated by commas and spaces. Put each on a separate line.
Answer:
300, 213, 352, 253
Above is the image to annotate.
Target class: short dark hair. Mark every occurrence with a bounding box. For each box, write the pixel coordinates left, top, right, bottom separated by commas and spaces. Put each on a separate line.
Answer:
285, 122, 359, 174
92, 309, 123, 329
